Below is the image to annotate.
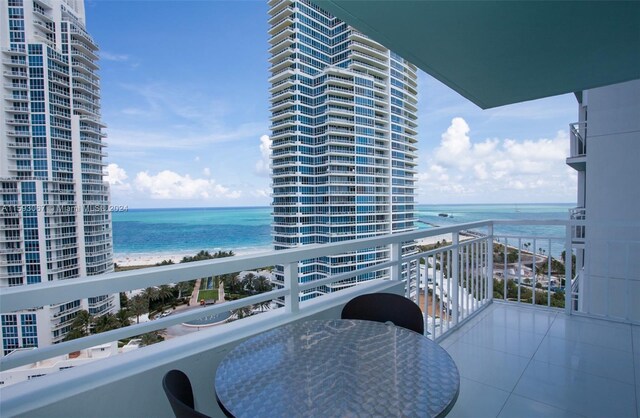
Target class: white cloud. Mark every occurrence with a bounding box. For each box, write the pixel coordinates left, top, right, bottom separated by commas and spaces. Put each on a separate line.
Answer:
100, 52, 130, 62
435, 117, 472, 166
255, 134, 272, 177
134, 170, 241, 200
202, 167, 210, 176
419, 118, 574, 202
105, 163, 128, 185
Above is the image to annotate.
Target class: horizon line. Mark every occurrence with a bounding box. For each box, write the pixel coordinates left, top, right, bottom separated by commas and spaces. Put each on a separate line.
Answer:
114, 202, 577, 211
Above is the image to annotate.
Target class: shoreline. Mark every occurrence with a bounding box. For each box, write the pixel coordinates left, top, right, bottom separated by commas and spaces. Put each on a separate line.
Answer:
114, 246, 274, 267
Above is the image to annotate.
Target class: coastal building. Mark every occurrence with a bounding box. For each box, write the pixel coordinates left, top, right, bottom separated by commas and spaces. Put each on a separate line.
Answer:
0, 2, 638, 417
566, 79, 640, 320
268, 0, 418, 298
0, 0, 116, 355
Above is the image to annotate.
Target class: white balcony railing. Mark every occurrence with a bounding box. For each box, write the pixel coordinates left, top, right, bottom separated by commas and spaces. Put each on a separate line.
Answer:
569, 122, 587, 158
570, 206, 586, 242
0, 220, 581, 417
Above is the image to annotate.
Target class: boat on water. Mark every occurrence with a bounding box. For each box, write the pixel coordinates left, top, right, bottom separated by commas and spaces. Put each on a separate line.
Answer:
438, 213, 454, 218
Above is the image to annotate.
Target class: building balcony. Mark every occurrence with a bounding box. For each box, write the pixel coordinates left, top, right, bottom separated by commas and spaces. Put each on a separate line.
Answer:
566, 122, 587, 171
0, 221, 637, 417
268, 16, 294, 36
570, 207, 586, 244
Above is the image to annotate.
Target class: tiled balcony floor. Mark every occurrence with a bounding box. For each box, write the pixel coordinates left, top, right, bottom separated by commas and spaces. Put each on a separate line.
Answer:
440, 302, 640, 418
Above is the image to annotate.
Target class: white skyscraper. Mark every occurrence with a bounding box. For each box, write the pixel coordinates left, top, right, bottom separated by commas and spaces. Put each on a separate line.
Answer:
0, 0, 116, 354
268, 0, 418, 299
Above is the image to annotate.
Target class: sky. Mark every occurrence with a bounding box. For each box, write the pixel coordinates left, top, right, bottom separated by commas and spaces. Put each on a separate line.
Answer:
87, 1, 578, 208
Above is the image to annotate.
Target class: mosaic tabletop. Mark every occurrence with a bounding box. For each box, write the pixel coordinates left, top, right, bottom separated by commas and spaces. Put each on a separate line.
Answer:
215, 319, 459, 418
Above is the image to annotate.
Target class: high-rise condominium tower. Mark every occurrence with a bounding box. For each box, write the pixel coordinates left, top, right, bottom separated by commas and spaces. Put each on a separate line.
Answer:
0, 0, 116, 355
268, 0, 418, 299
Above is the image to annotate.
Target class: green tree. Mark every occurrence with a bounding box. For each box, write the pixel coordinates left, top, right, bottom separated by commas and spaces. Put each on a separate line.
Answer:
175, 281, 192, 299
180, 249, 235, 263
64, 310, 91, 341
253, 275, 273, 293
119, 292, 129, 309
256, 300, 271, 312
115, 309, 132, 328
93, 313, 119, 334
130, 295, 149, 324
142, 287, 159, 303
231, 306, 253, 320
242, 272, 256, 292
157, 285, 174, 307
561, 250, 577, 274
139, 331, 164, 346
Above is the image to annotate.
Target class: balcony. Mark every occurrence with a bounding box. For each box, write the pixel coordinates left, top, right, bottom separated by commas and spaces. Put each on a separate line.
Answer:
2, 219, 639, 418
570, 207, 586, 244
567, 122, 587, 171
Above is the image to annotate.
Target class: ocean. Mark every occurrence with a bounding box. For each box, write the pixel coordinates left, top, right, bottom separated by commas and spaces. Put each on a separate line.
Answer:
112, 203, 574, 259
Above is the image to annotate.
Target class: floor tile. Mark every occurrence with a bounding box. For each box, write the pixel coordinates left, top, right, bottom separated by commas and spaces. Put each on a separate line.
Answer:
498, 394, 586, 418
445, 341, 530, 392
484, 304, 557, 335
447, 377, 509, 418
533, 335, 636, 384
457, 321, 545, 358
513, 359, 637, 418
548, 315, 633, 352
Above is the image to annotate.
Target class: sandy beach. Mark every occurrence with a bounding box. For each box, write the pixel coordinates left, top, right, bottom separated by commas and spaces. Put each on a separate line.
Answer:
113, 247, 273, 267
114, 235, 460, 267
416, 233, 453, 247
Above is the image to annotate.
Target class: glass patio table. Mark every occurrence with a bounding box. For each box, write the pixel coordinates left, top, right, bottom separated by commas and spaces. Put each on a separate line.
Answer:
215, 319, 459, 417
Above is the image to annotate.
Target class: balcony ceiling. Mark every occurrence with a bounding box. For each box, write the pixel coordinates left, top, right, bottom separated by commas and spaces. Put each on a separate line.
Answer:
317, 1, 640, 109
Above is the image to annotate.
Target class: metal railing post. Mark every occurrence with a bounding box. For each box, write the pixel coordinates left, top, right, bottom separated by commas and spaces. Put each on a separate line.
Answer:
564, 223, 573, 315
452, 232, 459, 325
284, 261, 299, 314
390, 242, 402, 281
487, 224, 494, 302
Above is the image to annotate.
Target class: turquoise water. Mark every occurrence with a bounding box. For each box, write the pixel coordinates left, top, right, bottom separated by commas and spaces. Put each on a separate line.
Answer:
112, 203, 573, 257
111, 207, 272, 256
416, 203, 573, 257
416, 203, 572, 236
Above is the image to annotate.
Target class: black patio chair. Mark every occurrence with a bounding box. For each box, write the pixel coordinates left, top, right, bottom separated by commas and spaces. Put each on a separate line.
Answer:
341, 292, 424, 334
162, 369, 211, 418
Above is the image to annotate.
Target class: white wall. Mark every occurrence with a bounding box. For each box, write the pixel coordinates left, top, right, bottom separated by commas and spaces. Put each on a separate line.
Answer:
582, 79, 640, 323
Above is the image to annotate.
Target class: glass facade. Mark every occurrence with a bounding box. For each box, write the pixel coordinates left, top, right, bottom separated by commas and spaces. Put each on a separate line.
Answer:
0, 0, 116, 355
268, 0, 418, 299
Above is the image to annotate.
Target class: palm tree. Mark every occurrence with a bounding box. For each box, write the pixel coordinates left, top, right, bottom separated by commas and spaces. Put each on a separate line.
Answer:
175, 281, 191, 299
157, 285, 174, 308
220, 274, 242, 294
142, 287, 159, 303
130, 295, 149, 324
231, 306, 253, 320
253, 275, 273, 293
115, 309, 132, 328
256, 300, 271, 312
93, 313, 119, 333
140, 331, 163, 346
64, 310, 91, 341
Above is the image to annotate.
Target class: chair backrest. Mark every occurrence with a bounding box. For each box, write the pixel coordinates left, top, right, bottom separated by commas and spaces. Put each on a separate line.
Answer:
162, 370, 211, 418
341, 293, 424, 334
